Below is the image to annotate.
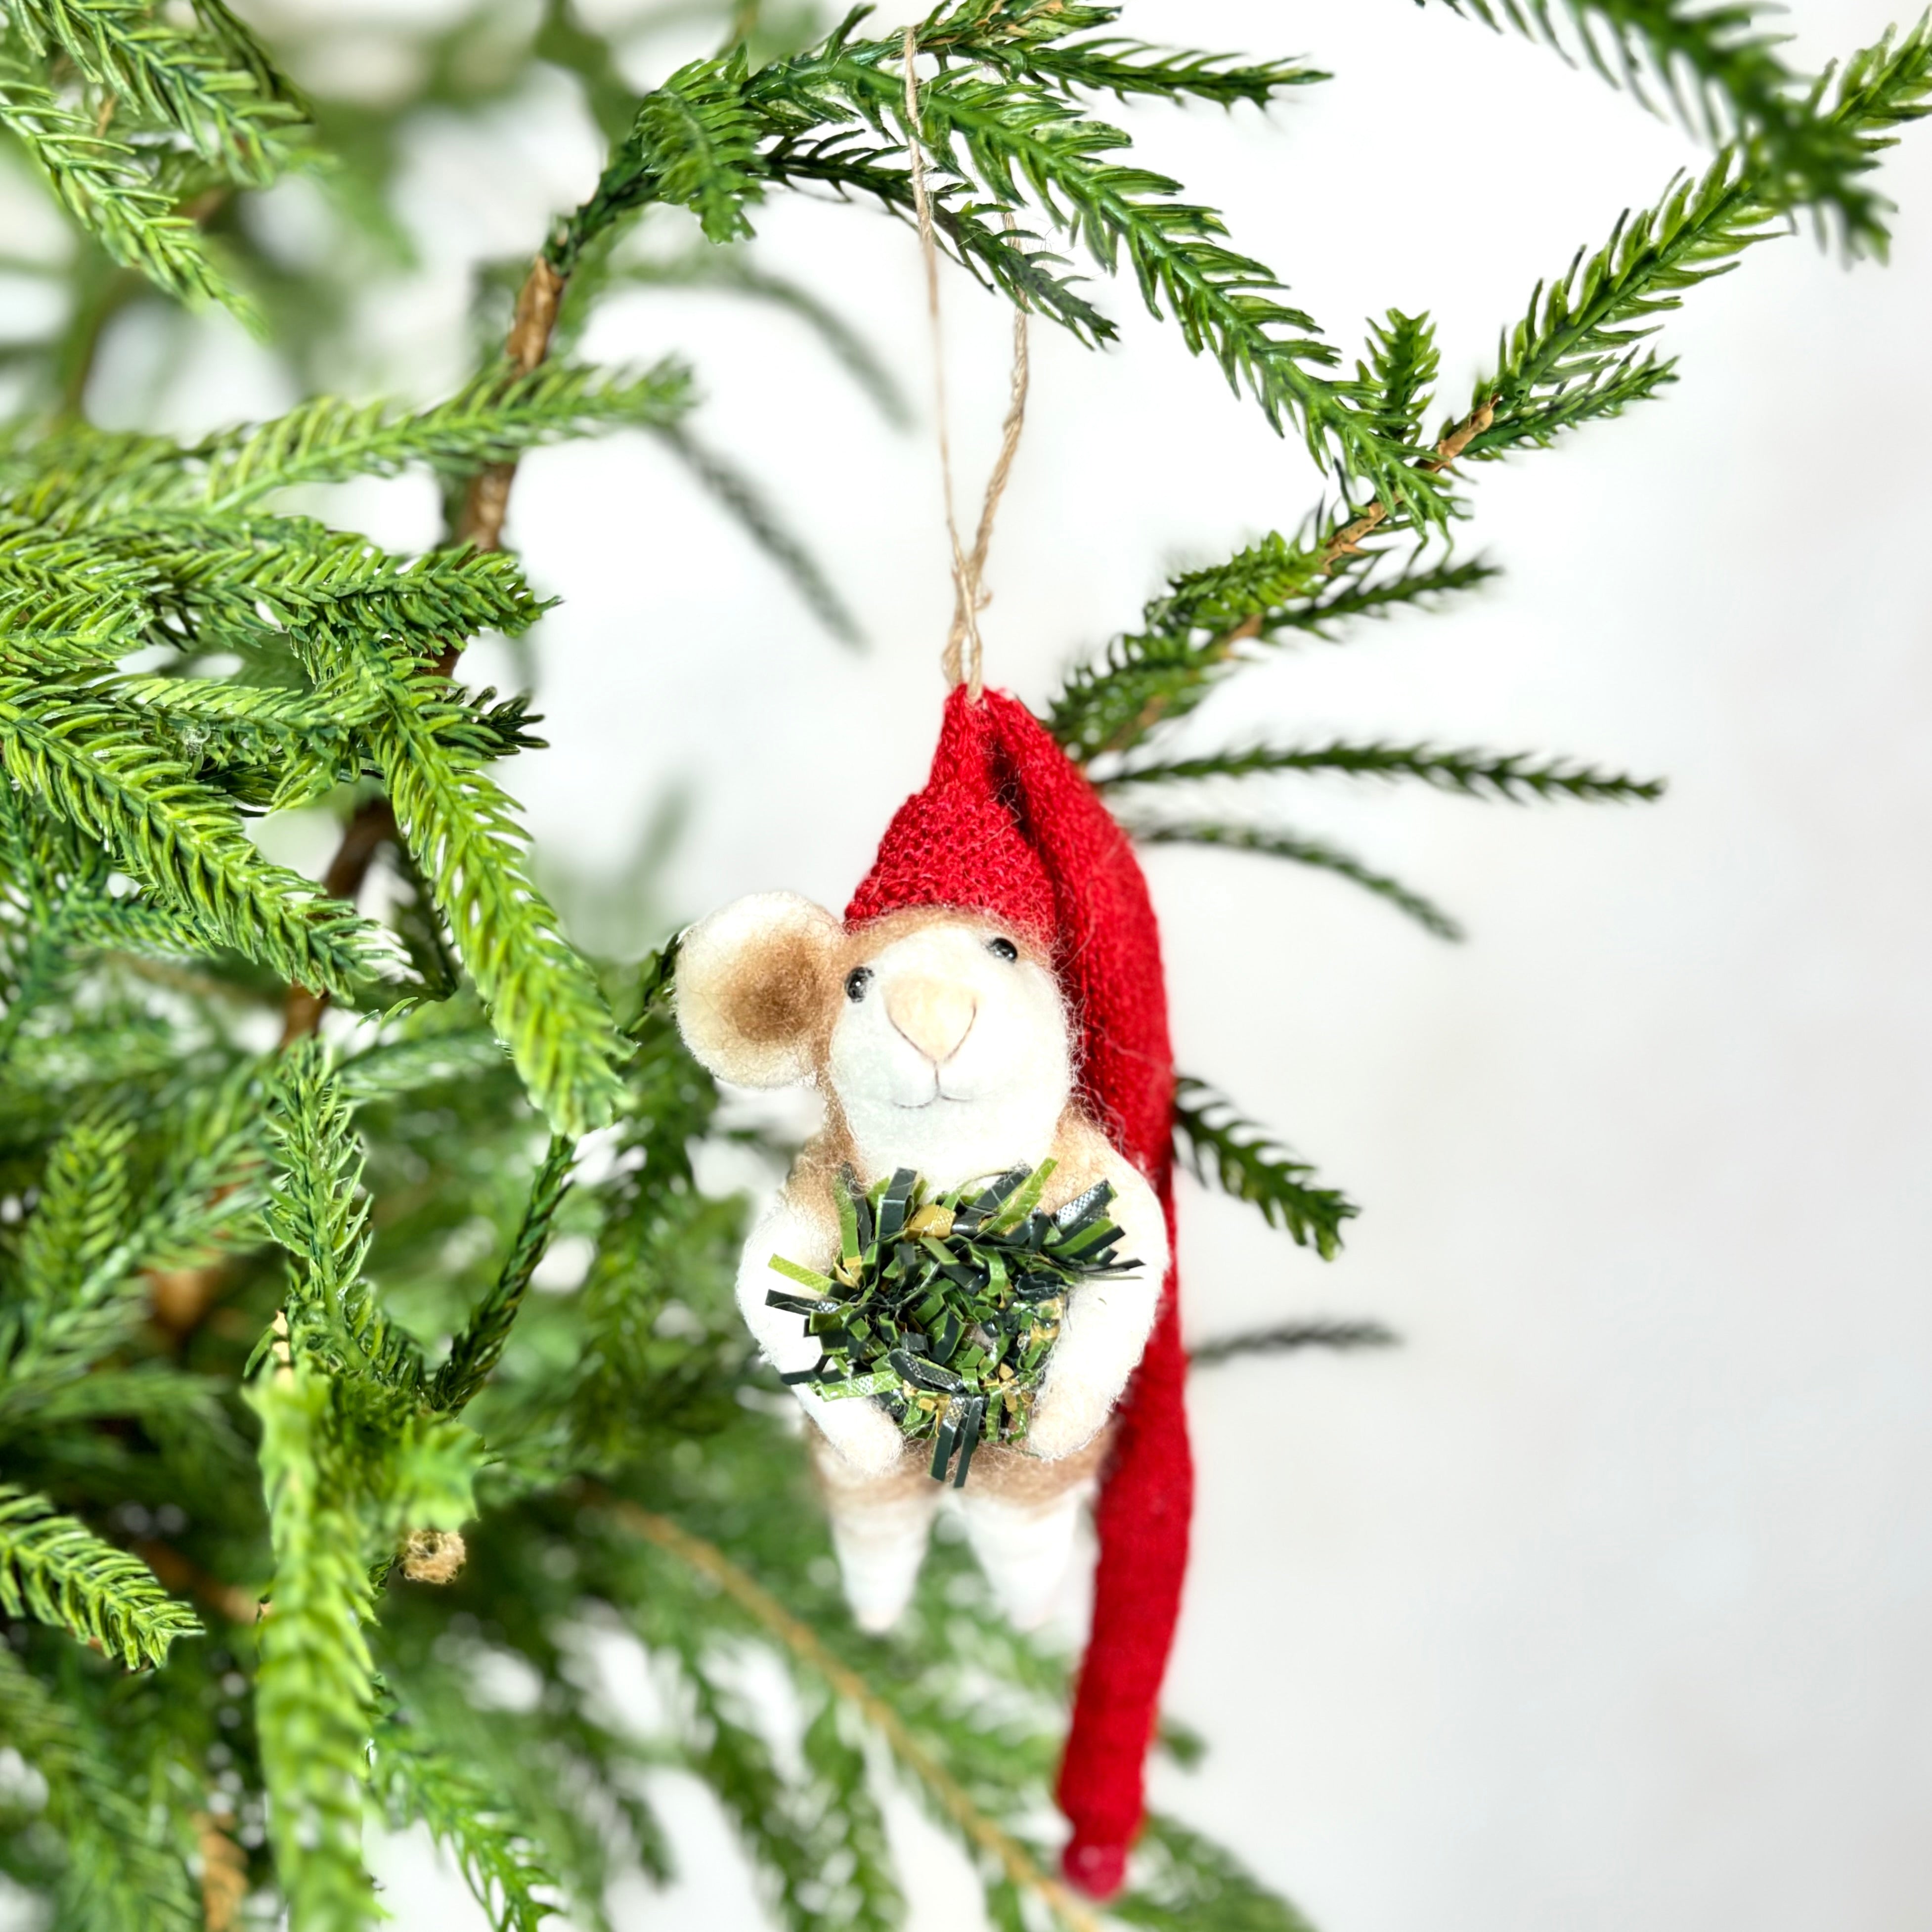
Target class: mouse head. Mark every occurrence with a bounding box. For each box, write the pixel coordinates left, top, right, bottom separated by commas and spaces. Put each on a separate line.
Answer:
674, 892, 1073, 1187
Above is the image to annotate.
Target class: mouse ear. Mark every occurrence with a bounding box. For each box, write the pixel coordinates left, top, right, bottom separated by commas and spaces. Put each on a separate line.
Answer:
674, 891, 839, 1088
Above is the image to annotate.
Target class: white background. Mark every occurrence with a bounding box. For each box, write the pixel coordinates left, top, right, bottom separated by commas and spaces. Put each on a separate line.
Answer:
71, 0, 1932, 1925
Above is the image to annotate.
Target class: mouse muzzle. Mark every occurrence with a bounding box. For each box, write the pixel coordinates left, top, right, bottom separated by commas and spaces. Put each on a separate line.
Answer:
885, 976, 976, 1064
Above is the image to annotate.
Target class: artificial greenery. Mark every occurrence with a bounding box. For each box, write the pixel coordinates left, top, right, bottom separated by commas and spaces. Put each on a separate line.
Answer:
0, 0, 1925, 1928
768, 1161, 1131, 1483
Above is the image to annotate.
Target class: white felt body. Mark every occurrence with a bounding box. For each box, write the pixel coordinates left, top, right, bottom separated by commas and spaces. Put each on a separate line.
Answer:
690, 903, 1168, 1630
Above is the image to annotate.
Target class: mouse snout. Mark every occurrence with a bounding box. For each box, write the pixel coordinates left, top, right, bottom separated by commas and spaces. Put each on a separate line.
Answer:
884, 975, 976, 1064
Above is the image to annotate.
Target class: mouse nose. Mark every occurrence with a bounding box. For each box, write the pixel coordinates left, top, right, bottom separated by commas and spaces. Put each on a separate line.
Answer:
885, 976, 976, 1064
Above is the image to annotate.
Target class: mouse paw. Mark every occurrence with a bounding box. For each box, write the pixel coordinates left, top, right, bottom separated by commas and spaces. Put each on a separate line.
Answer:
1025, 1386, 1105, 1462
813, 1403, 909, 1479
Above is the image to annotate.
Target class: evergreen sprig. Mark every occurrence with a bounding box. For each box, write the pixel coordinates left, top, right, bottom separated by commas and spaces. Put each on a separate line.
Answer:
8, 0, 308, 184
0, 45, 244, 313
372, 1716, 560, 1932
248, 1356, 380, 1932
191, 361, 696, 511
1104, 740, 1666, 802
1422, 0, 1887, 245
0, 675, 391, 995
432, 1134, 575, 1414
1172, 1078, 1359, 1260
1466, 19, 1932, 457
0, 1484, 202, 1667
0, 1646, 202, 1930
1048, 535, 1496, 763
553, 3, 1434, 515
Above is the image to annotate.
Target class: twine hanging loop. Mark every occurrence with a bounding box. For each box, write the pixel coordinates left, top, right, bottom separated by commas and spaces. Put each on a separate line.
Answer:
901, 27, 1029, 702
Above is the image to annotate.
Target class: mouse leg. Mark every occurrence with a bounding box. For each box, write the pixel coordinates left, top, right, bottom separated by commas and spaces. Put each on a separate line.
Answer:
812, 1434, 940, 1633
958, 1479, 1094, 1631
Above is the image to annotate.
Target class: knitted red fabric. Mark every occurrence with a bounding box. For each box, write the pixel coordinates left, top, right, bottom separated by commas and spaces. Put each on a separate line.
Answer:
846, 686, 1191, 1898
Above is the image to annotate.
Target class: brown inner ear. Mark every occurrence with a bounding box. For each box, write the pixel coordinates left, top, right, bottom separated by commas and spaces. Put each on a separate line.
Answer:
721, 925, 831, 1049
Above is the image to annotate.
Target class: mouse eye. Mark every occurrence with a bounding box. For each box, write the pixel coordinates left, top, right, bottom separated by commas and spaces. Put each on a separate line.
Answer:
844, 966, 873, 1002
986, 936, 1019, 963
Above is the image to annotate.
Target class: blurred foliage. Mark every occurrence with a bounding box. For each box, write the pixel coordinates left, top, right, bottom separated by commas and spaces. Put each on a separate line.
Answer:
0, 0, 1925, 1928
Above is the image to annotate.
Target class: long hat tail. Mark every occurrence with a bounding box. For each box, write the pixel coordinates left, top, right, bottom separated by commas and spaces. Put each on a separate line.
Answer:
847, 687, 1191, 1897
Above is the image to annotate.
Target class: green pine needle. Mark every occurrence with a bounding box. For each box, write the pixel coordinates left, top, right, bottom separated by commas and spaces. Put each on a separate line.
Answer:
1421, 0, 1893, 250
0, 1485, 203, 1667
0, 1646, 203, 1929
248, 1358, 381, 1932
1048, 539, 1496, 763
372, 1716, 561, 1932
433, 1134, 576, 1413
1171, 1078, 1360, 1260
1103, 740, 1666, 803
0, 46, 250, 315
553, 3, 1432, 515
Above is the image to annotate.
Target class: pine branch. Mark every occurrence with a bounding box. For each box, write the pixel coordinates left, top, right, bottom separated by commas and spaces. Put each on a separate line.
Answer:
432, 1134, 575, 1413
0, 1066, 268, 1405
551, 6, 1431, 515
1467, 150, 1778, 458
0, 1485, 202, 1667
191, 361, 695, 512
1102, 739, 1666, 802
129, 523, 548, 655
0, 676, 392, 996
15, 1109, 135, 1303
1128, 818, 1464, 941
371, 1716, 560, 1932
0, 1646, 201, 1930
1419, 0, 1886, 247
248, 1353, 379, 1932
1047, 541, 1495, 763
0, 46, 246, 314
1190, 1321, 1398, 1369
1171, 1077, 1359, 1260
353, 663, 624, 1138
1466, 21, 1932, 458
592, 1493, 1105, 1932
266, 1044, 424, 1397
8, 0, 308, 186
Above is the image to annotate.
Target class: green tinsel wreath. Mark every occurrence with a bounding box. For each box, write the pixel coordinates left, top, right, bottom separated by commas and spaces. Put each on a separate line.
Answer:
766, 1160, 1136, 1486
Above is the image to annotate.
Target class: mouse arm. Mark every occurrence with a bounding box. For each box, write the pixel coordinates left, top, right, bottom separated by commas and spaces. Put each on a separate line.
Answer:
1025, 1149, 1169, 1463
738, 1188, 909, 1479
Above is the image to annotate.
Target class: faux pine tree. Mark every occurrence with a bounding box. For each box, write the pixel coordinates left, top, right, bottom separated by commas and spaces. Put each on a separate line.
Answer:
0, 1, 1925, 1927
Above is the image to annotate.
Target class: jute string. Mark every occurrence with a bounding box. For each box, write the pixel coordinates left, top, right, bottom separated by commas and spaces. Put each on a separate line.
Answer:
902, 26, 1029, 701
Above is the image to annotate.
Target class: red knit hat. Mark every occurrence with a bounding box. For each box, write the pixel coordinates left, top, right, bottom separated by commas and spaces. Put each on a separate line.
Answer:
846, 685, 1057, 946
846, 686, 1193, 1899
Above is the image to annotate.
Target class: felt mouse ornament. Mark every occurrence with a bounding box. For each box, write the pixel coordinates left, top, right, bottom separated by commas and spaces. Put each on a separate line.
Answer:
675, 687, 1190, 1898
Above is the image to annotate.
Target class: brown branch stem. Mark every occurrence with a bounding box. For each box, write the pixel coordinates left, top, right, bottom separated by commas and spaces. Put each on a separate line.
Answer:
277, 254, 568, 1044
1317, 397, 1497, 572
590, 1491, 1105, 1932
